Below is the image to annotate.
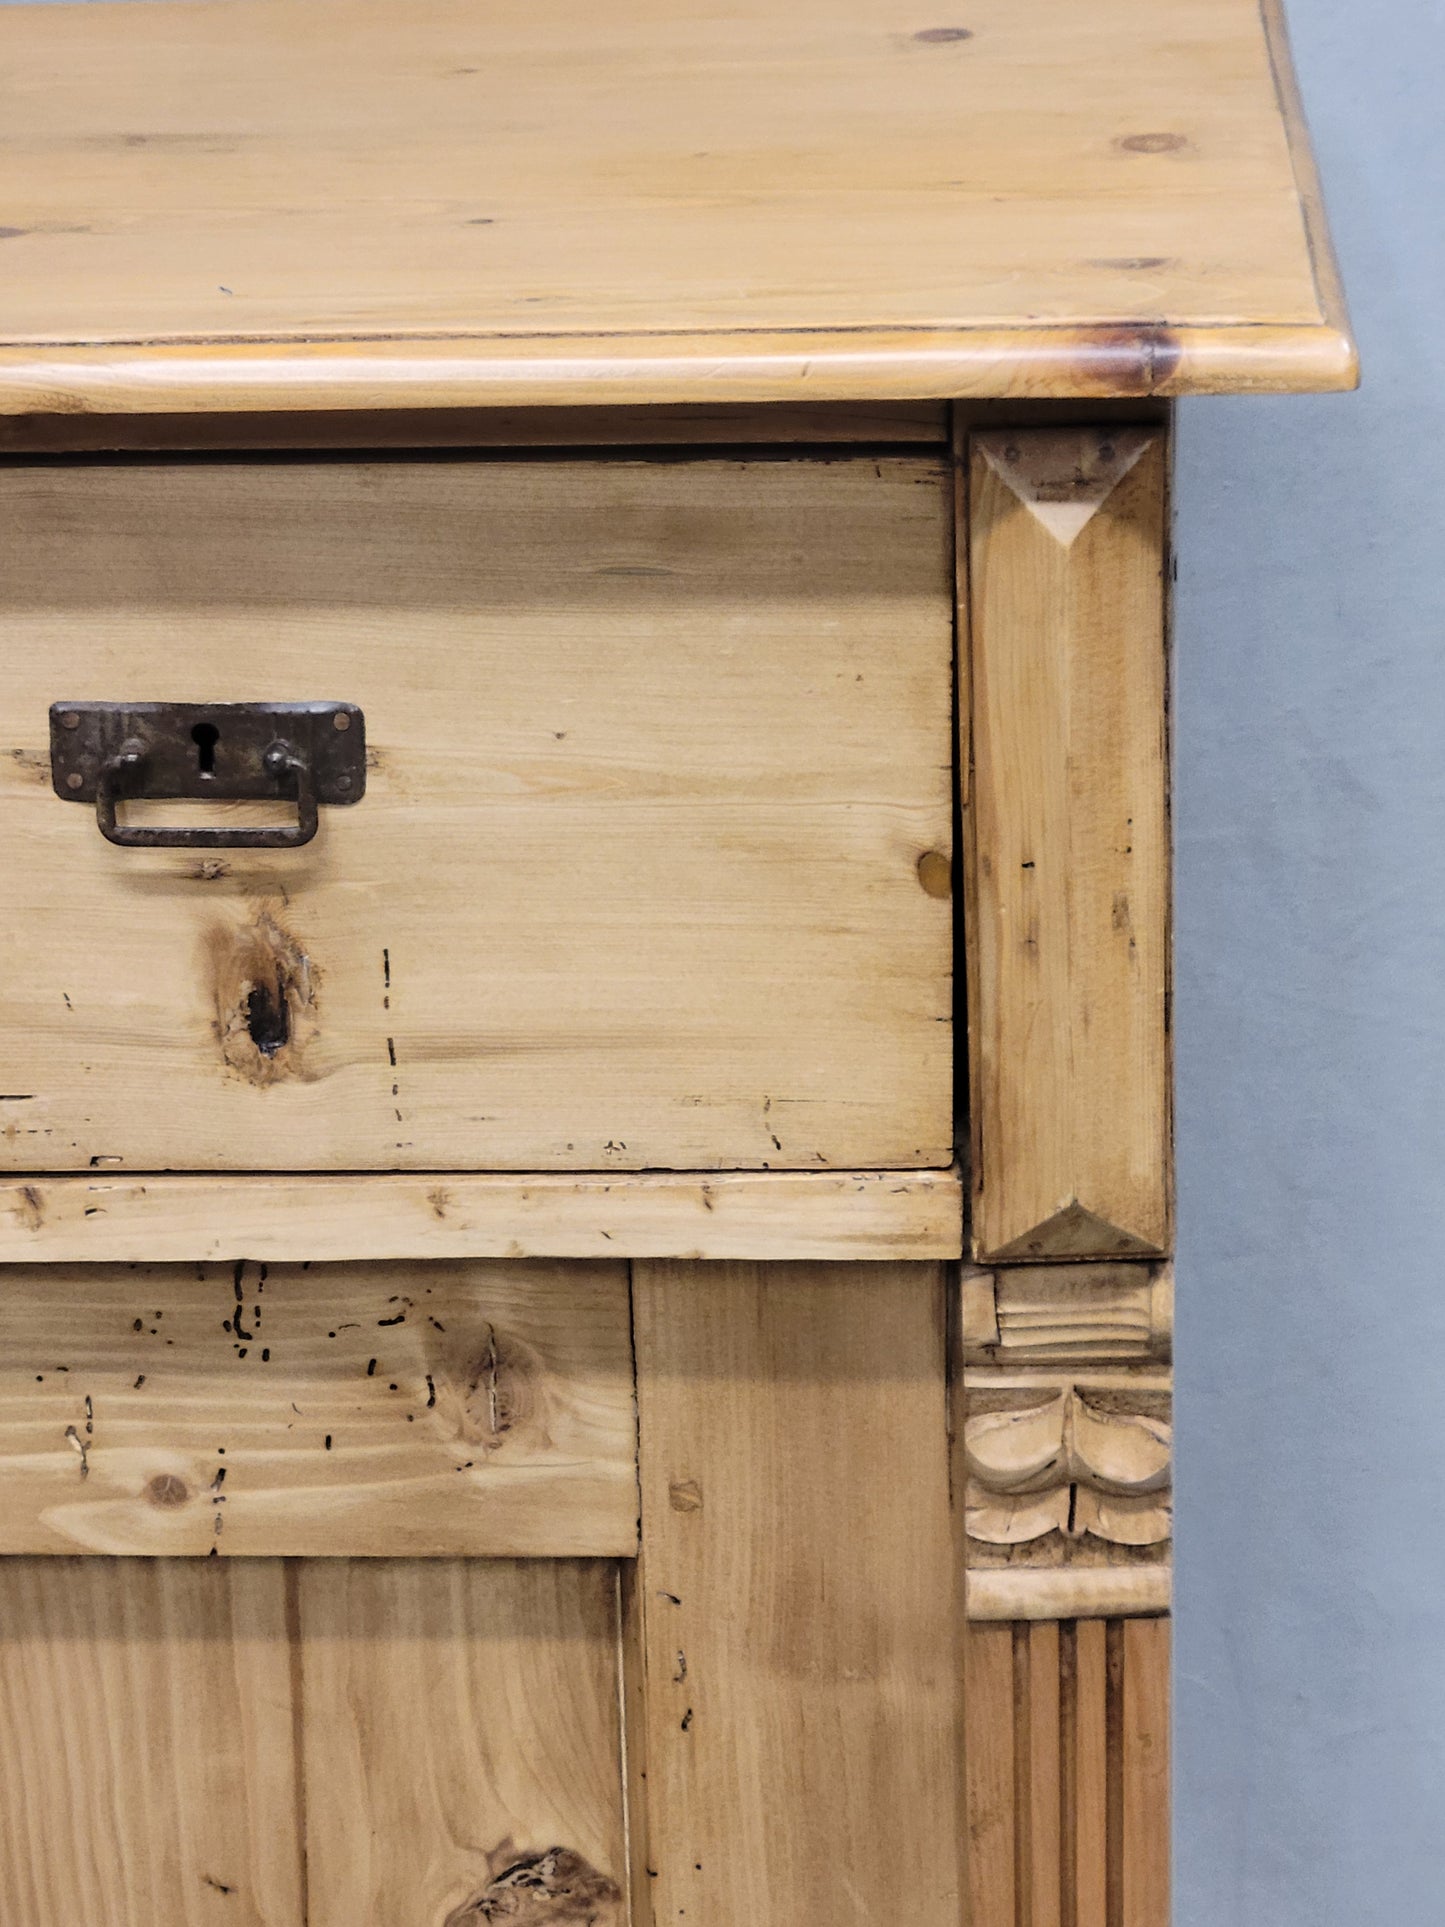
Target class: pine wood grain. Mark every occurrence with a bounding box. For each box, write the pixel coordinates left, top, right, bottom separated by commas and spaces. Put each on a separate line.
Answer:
1026, 1620, 1064, 1926
0, 0, 1353, 408
0, 1558, 304, 1926
964, 1622, 1018, 1926
630, 1260, 963, 1925
297, 1560, 628, 1927
0, 455, 952, 1174
0, 1259, 637, 1557
1121, 1617, 1171, 1927
1073, 1619, 1111, 1927
0, 1168, 964, 1264
963, 1615, 1170, 1927
964, 426, 1170, 1261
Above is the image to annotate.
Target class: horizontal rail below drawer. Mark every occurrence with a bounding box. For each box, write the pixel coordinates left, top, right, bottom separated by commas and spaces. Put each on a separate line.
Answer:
0, 1168, 963, 1265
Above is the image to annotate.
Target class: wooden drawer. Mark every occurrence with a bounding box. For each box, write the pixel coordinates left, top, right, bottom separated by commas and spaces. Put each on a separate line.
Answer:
0, 455, 953, 1174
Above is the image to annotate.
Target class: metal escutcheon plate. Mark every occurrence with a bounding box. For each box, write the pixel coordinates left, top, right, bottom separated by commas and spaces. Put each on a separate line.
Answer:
49, 700, 366, 849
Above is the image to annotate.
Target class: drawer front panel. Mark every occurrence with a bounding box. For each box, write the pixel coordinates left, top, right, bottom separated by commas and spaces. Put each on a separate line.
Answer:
0, 1257, 637, 1557
0, 455, 953, 1172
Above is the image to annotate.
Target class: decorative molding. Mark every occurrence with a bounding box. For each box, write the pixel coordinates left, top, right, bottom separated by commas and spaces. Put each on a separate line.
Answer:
960, 1261, 1172, 1364
959, 1364, 1172, 1616
965, 1381, 1170, 1548
966, 1566, 1170, 1622
965, 1617, 1170, 1920
976, 428, 1154, 547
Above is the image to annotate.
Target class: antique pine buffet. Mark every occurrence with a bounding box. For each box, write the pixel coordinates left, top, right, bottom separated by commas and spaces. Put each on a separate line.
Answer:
0, 0, 1352, 1922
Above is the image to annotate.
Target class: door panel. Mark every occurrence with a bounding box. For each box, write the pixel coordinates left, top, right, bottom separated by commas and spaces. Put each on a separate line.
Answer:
0, 1558, 304, 1927
298, 1560, 628, 1927
0, 1556, 628, 1927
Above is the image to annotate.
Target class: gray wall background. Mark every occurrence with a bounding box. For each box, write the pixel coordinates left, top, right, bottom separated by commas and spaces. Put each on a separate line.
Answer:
1175, 2, 1445, 1918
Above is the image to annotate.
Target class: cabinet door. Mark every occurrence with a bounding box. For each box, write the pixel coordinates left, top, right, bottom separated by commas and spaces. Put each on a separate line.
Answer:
0, 1258, 969, 1927
0, 1256, 636, 1926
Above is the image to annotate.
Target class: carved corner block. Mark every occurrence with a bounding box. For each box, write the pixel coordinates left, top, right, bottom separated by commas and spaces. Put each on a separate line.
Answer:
960, 1259, 1173, 1364
959, 1264, 1172, 1620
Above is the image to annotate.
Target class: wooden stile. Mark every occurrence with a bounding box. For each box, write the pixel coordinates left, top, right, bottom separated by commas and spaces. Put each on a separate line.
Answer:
629, 1260, 964, 1926
1121, 1616, 1171, 1927
963, 426, 1172, 1262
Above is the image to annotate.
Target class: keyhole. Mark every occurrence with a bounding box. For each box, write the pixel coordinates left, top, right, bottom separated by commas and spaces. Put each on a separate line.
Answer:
191, 720, 220, 777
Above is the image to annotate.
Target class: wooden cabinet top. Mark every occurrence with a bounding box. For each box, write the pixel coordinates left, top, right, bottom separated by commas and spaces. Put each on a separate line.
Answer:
2, 0, 1354, 415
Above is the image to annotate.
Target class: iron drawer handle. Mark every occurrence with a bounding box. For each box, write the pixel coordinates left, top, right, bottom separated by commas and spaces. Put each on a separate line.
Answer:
96, 737, 320, 849
49, 700, 365, 849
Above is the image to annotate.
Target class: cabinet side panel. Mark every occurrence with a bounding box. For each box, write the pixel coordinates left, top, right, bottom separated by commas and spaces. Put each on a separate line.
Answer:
630, 1259, 963, 1925
964, 426, 1170, 1261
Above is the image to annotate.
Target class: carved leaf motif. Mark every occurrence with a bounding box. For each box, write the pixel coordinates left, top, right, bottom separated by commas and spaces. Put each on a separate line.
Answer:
1071, 1397, 1170, 1494
966, 1486, 1073, 1545
1074, 1488, 1172, 1547
964, 1393, 1070, 1493
964, 1387, 1171, 1547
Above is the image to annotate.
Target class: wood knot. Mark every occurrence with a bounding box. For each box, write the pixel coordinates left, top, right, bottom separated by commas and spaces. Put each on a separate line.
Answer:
916, 849, 951, 899
145, 1473, 191, 1508
1116, 131, 1189, 155
445, 1847, 621, 1925
668, 1479, 704, 1513
206, 907, 318, 1085
428, 1320, 548, 1450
